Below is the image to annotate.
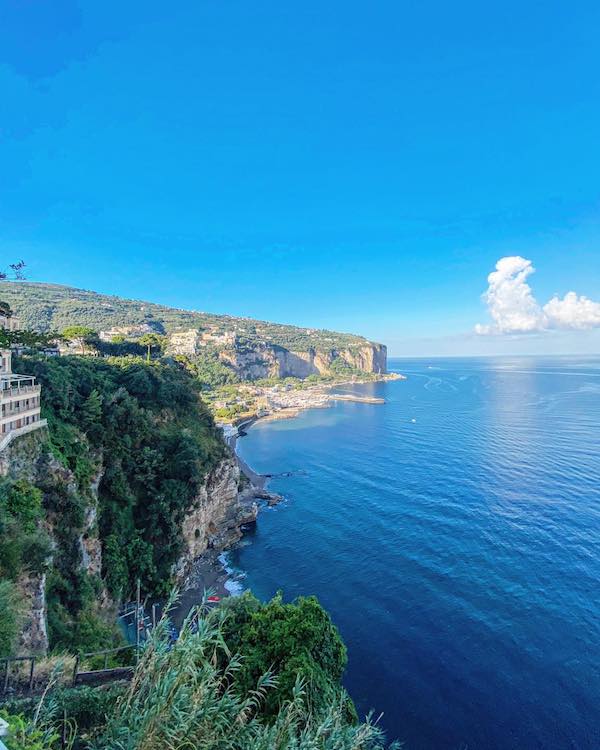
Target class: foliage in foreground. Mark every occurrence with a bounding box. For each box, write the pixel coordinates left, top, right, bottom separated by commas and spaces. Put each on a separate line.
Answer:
0, 710, 64, 750
92, 600, 397, 750
0, 597, 399, 749
1, 684, 125, 749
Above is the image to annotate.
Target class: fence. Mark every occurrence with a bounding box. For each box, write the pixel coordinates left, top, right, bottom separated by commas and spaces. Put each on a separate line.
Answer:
0, 644, 136, 698
1, 581, 164, 700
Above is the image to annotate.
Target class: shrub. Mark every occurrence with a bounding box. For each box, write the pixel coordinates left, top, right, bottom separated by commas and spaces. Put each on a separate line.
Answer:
0, 711, 62, 750
220, 592, 355, 720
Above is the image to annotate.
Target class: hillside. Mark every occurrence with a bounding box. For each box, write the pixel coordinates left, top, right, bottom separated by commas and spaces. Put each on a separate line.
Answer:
0, 281, 377, 352
0, 282, 387, 380
0, 281, 387, 380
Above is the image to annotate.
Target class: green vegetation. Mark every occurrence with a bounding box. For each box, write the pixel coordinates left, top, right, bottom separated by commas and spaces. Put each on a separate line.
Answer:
0, 709, 65, 750
60, 326, 98, 354
2, 683, 125, 749
177, 348, 239, 389
0, 598, 396, 749
0, 580, 22, 658
0, 282, 391, 744
0, 479, 52, 654
2, 355, 225, 653
138, 332, 166, 362
220, 592, 355, 721
0, 300, 58, 350
95, 598, 394, 749
19, 355, 225, 597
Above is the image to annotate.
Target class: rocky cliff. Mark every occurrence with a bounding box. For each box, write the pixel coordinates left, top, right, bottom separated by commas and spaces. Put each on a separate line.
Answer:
175, 457, 258, 583
169, 335, 387, 381
0, 430, 52, 654
1, 282, 387, 381
1, 429, 255, 653
0, 429, 106, 655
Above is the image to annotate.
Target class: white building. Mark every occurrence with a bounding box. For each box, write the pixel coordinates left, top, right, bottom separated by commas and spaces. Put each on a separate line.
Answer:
0, 349, 46, 451
0, 313, 21, 332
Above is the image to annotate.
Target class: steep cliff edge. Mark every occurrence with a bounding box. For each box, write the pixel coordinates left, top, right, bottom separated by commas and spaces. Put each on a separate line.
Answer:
0, 429, 106, 655
175, 457, 258, 583
0, 429, 253, 655
176, 339, 387, 381
0, 281, 387, 381
0, 355, 256, 656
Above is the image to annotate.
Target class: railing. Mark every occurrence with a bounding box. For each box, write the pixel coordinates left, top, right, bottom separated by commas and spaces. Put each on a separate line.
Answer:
0, 409, 41, 427
1, 656, 37, 695
71, 645, 136, 688
0, 644, 136, 698
0, 384, 40, 399
0, 419, 47, 453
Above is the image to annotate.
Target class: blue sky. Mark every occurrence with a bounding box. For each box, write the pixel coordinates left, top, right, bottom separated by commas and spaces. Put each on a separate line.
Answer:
1, 1, 599, 355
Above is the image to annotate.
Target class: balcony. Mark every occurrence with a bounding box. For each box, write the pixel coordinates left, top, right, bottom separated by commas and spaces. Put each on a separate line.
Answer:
0, 384, 41, 400
1, 404, 41, 424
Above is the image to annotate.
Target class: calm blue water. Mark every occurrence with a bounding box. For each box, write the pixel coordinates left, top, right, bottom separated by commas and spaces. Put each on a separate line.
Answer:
231, 357, 600, 749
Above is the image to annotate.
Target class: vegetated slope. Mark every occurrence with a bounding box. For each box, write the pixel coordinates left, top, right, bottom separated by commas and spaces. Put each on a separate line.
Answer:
0, 281, 375, 353
1, 354, 229, 654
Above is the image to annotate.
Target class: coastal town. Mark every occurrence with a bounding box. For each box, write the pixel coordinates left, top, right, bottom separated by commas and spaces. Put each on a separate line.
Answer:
209, 374, 403, 428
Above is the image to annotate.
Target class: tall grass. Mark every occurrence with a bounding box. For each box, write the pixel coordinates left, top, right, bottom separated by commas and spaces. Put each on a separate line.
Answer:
93, 597, 399, 750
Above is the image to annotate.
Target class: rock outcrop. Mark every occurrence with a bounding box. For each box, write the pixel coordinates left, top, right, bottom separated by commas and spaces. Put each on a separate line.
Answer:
1, 430, 254, 653
201, 337, 387, 381
175, 457, 258, 583
0, 430, 107, 655
0, 431, 52, 654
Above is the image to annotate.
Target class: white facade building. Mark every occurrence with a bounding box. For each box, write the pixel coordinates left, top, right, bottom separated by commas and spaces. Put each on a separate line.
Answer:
0, 348, 46, 450
0, 313, 21, 332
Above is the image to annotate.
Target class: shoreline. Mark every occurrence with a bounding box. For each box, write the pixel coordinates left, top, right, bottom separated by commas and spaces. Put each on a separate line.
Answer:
181, 372, 404, 606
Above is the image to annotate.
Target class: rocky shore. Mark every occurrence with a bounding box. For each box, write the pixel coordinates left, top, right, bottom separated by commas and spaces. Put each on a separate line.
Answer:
179, 373, 405, 606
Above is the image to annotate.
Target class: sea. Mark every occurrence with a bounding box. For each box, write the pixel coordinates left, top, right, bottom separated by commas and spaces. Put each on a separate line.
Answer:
229, 357, 600, 749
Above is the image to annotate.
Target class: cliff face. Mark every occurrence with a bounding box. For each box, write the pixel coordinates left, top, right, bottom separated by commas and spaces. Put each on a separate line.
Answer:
1, 430, 51, 654
0, 430, 107, 655
194, 339, 387, 381
277, 343, 387, 378
342, 343, 387, 374
1, 430, 254, 652
176, 457, 257, 583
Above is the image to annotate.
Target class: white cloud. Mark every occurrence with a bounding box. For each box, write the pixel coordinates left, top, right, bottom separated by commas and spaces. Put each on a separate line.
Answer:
543, 292, 600, 330
476, 256, 600, 335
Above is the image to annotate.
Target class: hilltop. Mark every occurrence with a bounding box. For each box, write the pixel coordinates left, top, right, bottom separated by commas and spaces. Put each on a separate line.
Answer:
0, 281, 376, 352
0, 281, 387, 381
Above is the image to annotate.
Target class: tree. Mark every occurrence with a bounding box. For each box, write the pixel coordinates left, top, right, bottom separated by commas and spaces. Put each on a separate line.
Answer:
139, 333, 165, 362
80, 389, 103, 441
0, 260, 25, 280
94, 599, 395, 750
1, 261, 23, 331
0, 328, 59, 350
61, 326, 97, 354
0, 260, 61, 351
